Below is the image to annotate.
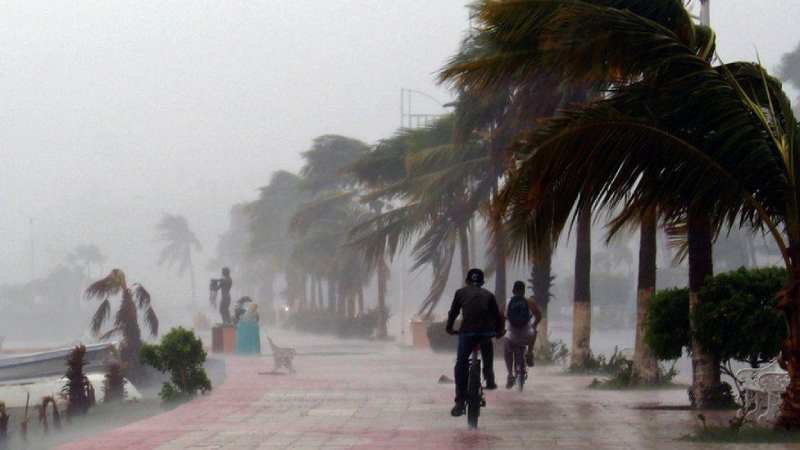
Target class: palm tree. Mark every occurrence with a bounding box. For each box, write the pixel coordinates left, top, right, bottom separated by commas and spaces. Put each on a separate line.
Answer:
458, 0, 800, 418
779, 41, 800, 107
85, 269, 158, 378
440, 0, 709, 383
156, 214, 202, 304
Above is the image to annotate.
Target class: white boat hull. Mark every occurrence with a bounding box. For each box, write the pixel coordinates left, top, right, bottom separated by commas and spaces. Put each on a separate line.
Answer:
0, 343, 115, 382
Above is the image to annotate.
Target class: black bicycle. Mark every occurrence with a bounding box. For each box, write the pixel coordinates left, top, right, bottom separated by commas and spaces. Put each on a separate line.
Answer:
466, 344, 486, 429
509, 341, 528, 392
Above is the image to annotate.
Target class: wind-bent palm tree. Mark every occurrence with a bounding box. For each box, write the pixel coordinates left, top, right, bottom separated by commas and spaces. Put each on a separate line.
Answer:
440, 0, 707, 381
85, 269, 158, 378
156, 214, 202, 304
455, 0, 800, 420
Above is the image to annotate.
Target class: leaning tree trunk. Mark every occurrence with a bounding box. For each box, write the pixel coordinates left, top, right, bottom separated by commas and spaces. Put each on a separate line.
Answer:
688, 212, 721, 408
357, 288, 364, 316
775, 239, 800, 428
189, 257, 196, 307
633, 209, 660, 384
309, 276, 317, 312
531, 247, 553, 353
317, 278, 324, 311
327, 279, 337, 313
376, 258, 389, 339
493, 216, 507, 307
459, 226, 470, 278
570, 207, 592, 369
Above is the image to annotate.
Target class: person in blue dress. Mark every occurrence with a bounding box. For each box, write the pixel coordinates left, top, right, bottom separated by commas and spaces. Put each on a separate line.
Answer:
235, 303, 261, 355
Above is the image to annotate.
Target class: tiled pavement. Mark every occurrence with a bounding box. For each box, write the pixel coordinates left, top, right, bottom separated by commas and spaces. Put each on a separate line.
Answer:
57, 337, 788, 449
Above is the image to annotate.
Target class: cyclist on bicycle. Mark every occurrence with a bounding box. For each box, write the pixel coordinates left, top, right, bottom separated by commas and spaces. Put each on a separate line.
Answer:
446, 268, 504, 417
504, 281, 542, 389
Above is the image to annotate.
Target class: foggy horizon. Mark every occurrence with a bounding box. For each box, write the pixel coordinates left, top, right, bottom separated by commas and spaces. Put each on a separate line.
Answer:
2, 0, 799, 295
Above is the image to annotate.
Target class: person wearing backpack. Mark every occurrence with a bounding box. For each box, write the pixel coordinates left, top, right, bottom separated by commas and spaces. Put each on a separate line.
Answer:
504, 281, 542, 389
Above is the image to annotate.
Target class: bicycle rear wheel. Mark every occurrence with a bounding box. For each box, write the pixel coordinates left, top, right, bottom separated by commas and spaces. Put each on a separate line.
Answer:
467, 360, 481, 429
515, 347, 525, 392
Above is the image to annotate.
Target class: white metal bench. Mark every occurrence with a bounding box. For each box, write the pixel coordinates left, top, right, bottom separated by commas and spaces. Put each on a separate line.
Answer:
736, 360, 788, 423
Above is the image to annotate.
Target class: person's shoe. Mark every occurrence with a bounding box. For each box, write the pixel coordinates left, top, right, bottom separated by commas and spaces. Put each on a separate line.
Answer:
485, 380, 498, 390
451, 401, 465, 417
506, 375, 515, 389
526, 352, 535, 367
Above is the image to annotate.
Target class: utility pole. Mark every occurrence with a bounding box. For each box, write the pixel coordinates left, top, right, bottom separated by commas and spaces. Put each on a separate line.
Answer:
29, 217, 35, 280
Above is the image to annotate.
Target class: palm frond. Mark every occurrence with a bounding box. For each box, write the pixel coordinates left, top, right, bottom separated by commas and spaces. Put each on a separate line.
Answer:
144, 307, 159, 337
133, 285, 151, 308
90, 299, 111, 336
98, 326, 122, 341
84, 269, 126, 300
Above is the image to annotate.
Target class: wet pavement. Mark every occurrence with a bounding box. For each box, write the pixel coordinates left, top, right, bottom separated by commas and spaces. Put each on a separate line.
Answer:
57, 335, 785, 449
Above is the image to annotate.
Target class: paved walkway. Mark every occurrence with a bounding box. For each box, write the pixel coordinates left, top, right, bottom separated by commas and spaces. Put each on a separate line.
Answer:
57, 337, 781, 449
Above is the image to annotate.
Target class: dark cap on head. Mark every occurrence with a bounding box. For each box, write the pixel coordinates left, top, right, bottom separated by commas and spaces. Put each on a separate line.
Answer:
466, 268, 485, 286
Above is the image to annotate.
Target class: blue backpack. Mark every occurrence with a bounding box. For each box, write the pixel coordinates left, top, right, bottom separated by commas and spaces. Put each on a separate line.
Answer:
507, 296, 532, 327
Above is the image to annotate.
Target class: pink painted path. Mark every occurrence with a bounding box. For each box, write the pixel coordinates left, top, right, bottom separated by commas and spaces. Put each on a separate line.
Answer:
58, 338, 748, 449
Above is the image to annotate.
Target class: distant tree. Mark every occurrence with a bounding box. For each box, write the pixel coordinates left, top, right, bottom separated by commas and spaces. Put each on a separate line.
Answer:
85, 269, 158, 379
156, 214, 202, 304
779, 42, 800, 88
67, 244, 106, 278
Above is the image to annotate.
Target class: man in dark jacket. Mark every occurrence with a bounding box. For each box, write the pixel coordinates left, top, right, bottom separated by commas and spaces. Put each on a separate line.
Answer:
446, 268, 504, 417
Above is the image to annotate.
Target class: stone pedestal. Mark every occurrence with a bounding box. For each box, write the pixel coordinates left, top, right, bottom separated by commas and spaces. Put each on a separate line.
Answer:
410, 318, 432, 349
212, 324, 236, 353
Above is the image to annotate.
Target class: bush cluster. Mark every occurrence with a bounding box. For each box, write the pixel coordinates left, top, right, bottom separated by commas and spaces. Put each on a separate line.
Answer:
286, 308, 386, 339
140, 327, 212, 402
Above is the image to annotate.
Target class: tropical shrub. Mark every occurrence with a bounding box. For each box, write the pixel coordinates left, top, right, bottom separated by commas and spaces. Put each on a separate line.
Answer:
104, 361, 125, 402
38, 396, 61, 432
140, 327, 211, 402
427, 321, 457, 353
644, 288, 690, 361
286, 308, 386, 339
535, 337, 569, 366
645, 267, 787, 367
693, 267, 787, 368
62, 345, 93, 417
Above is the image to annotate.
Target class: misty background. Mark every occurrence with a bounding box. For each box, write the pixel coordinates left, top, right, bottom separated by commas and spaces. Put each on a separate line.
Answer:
2, 1, 799, 340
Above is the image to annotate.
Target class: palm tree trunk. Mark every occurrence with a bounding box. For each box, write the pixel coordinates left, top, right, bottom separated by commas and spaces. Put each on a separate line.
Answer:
494, 218, 507, 306
469, 218, 478, 268
688, 211, 721, 408
316, 277, 323, 311
327, 279, 337, 313
376, 258, 389, 339
531, 247, 552, 353
459, 226, 470, 278
310, 276, 317, 312
337, 282, 346, 317
777, 260, 800, 429
189, 263, 196, 308
347, 293, 356, 319
570, 207, 592, 369
633, 209, 659, 384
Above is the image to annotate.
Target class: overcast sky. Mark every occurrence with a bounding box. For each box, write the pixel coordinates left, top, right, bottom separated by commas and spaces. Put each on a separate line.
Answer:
1, 0, 799, 293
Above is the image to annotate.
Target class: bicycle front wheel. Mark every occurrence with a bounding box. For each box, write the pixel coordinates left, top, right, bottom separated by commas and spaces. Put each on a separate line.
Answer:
467, 362, 481, 429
